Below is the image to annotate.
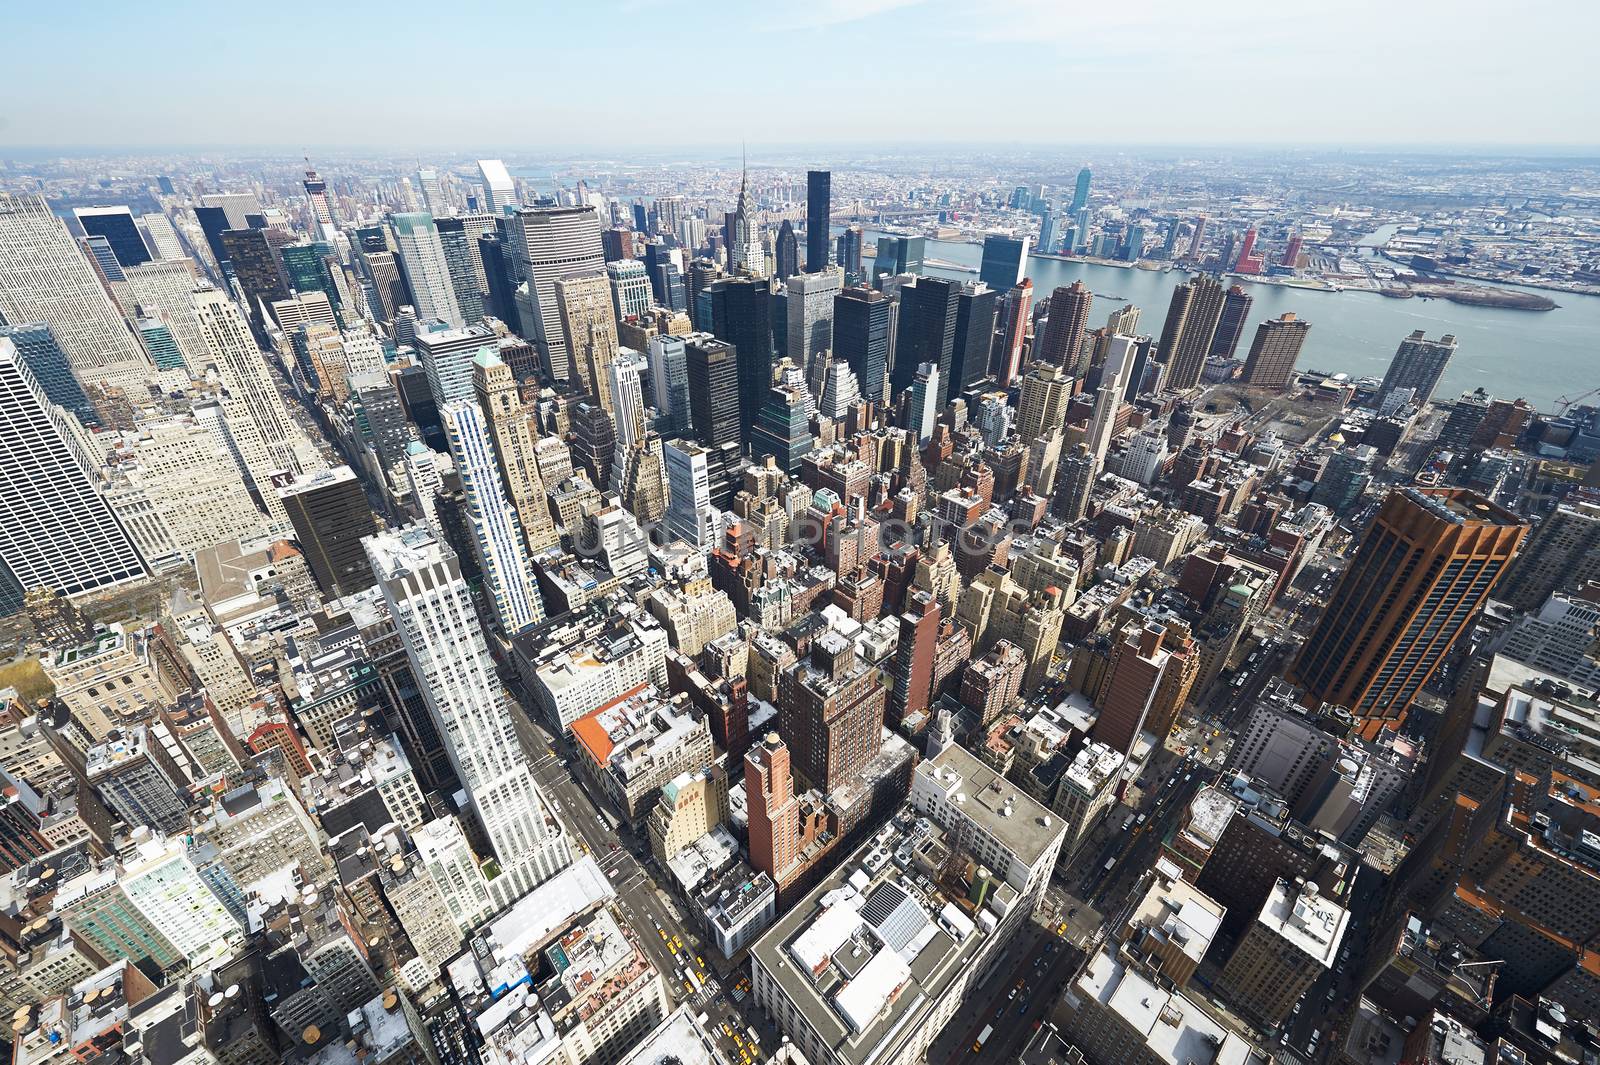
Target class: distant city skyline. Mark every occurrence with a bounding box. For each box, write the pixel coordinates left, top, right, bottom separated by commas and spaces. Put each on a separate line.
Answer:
3, 1, 1595, 150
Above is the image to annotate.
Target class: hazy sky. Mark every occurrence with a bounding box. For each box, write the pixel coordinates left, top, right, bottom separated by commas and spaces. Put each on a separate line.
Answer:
3, 0, 1594, 150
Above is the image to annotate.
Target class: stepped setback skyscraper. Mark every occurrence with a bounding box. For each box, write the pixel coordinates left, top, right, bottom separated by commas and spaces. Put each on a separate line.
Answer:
366, 525, 569, 907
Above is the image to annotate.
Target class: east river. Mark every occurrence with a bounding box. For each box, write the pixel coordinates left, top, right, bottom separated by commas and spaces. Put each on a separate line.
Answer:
859, 230, 1599, 411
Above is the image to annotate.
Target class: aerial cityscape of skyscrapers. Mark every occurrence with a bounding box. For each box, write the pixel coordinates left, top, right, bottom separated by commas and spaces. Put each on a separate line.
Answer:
0, 16, 1597, 1065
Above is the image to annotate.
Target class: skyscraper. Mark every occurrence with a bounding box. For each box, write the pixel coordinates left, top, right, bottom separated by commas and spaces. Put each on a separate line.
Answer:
994, 278, 1033, 388
192, 287, 320, 524
786, 268, 842, 389
835, 224, 863, 278
806, 170, 831, 273
749, 378, 814, 475
0, 322, 98, 427
607, 259, 651, 321
663, 440, 716, 550
415, 324, 498, 408
392, 212, 463, 327
1159, 273, 1228, 391
278, 466, 376, 598
73, 206, 152, 268
472, 350, 559, 553
1288, 488, 1527, 738
506, 205, 605, 384
833, 287, 891, 406
730, 158, 766, 279
893, 276, 959, 406
303, 168, 337, 230
872, 235, 924, 282
687, 336, 741, 449
1498, 498, 1600, 612
908, 362, 940, 443
476, 160, 516, 214
646, 334, 692, 439
1037, 281, 1093, 372
774, 219, 798, 281
950, 281, 998, 395
0, 337, 147, 599
434, 216, 489, 325
1069, 167, 1092, 215
1378, 330, 1457, 406
552, 273, 619, 408
707, 278, 773, 447
0, 193, 152, 391
366, 525, 569, 907
1085, 335, 1136, 464
220, 228, 290, 337
1241, 313, 1312, 390
1209, 284, 1254, 359
442, 392, 546, 634
978, 234, 1029, 293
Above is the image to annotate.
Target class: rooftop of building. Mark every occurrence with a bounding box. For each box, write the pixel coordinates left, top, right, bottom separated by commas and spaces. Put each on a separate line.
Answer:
1255, 877, 1348, 967
616, 1004, 721, 1065
1073, 947, 1267, 1065
750, 810, 1018, 1065
698, 860, 776, 932
914, 742, 1064, 870
1400, 486, 1524, 528
363, 523, 449, 582
1127, 865, 1226, 965
570, 686, 702, 781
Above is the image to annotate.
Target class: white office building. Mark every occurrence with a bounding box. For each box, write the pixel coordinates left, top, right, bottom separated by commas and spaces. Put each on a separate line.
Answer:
442, 393, 546, 633
0, 192, 152, 391
0, 337, 148, 598
393, 212, 464, 327
366, 525, 570, 908
664, 439, 716, 550
607, 259, 652, 321
477, 160, 516, 215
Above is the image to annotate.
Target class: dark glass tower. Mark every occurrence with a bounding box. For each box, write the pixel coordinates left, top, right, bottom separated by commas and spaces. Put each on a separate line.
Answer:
750, 382, 814, 475
74, 207, 151, 268
686, 336, 741, 449
978, 234, 1027, 293
0, 323, 98, 427
220, 228, 290, 338
806, 170, 831, 273
707, 278, 772, 448
893, 277, 959, 406
193, 206, 232, 268
479, 233, 518, 329
834, 288, 891, 406
774, 220, 798, 281
949, 282, 998, 396
435, 217, 486, 324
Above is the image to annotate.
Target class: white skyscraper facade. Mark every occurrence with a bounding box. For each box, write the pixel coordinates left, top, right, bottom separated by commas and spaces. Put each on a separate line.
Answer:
0, 192, 152, 391
366, 525, 571, 908
477, 159, 516, 214
664, 440, 716, 551
392, 212, 464, 327
192, 287, 322, 526
0, 337, 148, 598
607, 259, 651, 321
442, 393, 546, 633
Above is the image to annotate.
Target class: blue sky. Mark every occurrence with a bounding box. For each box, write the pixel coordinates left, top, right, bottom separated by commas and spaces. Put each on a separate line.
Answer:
2, 0, 1594, 150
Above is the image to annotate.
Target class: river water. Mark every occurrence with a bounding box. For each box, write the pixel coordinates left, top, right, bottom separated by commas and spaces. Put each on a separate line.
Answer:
857, 230, 1599, 411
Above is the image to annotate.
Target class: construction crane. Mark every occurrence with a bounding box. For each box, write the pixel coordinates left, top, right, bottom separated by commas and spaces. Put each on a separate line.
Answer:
1554, 386, 1600, 415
